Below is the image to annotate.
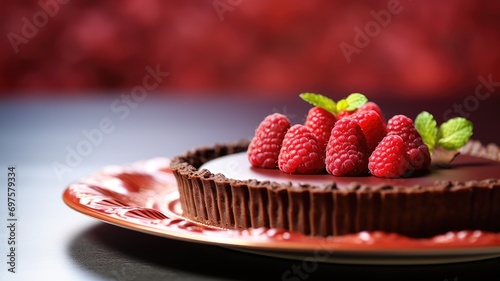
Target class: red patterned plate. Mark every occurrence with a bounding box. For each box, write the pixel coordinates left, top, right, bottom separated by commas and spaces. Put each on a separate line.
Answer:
62, 158, 500, 265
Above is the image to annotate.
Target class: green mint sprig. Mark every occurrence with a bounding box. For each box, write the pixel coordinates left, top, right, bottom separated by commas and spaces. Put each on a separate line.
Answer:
415, 111, 438, 151
437, 117, 474, 150
299, 92, 367, 115
415, 111, 473, 153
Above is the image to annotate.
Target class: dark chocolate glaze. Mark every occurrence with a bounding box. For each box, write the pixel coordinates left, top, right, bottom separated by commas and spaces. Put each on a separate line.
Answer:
201, 152, 500, 189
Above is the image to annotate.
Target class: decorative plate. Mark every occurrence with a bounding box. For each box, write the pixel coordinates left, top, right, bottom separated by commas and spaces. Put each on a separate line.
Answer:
63, 158, 500, 265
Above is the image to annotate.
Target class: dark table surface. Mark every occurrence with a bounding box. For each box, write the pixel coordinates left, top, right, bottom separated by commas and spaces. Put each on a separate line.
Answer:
1, 93, 500, 281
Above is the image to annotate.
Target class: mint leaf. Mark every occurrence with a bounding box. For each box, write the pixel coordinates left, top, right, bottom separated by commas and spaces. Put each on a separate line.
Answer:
300, 92, 368, 115
336, 99, 348, 113
437, 117, 473, 150
345, 93, 368, 111
300, 93, 336, 113
415, 111, 438, 151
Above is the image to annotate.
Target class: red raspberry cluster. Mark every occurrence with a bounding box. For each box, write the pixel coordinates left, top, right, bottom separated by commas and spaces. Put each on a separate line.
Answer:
247, 101, 431, 178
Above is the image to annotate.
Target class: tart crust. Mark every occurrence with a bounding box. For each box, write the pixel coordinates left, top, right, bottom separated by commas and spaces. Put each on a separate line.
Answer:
170, 140, 500, 238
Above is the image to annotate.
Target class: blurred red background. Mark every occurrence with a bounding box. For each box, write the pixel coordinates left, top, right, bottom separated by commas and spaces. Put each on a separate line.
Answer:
0, 0, 499, 99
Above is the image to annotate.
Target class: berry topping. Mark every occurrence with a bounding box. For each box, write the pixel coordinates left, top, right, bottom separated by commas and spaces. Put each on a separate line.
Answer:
325, 118, 369, 176
247, 113, 291, 168
304, 106, 337, 152
278, 124, 325, 174
349, 110, 386, 153
386, 115, 431, 170
368, 135, 410, 178
247, 93, 474, 178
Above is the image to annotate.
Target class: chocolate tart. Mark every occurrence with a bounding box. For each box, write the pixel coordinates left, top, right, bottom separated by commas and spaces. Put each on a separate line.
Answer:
169, 140, 500, 238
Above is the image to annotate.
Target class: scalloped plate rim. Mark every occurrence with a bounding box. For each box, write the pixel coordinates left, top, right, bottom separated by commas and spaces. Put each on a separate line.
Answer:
62, 158, 500, 265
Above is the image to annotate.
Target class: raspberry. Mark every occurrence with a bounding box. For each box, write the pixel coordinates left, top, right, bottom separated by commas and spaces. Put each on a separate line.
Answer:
337, 110, 355, 119
386, 115, 431, 170
358, 101, 386, 123
278, 124, 325, 174
407, 144, 431, 170
325, 118, 369, 176
248, 113, 290, 168
368, 135, 410, 178
337, 101, 385, 123
304, 106, 337, 152
349, 110, 386, 153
